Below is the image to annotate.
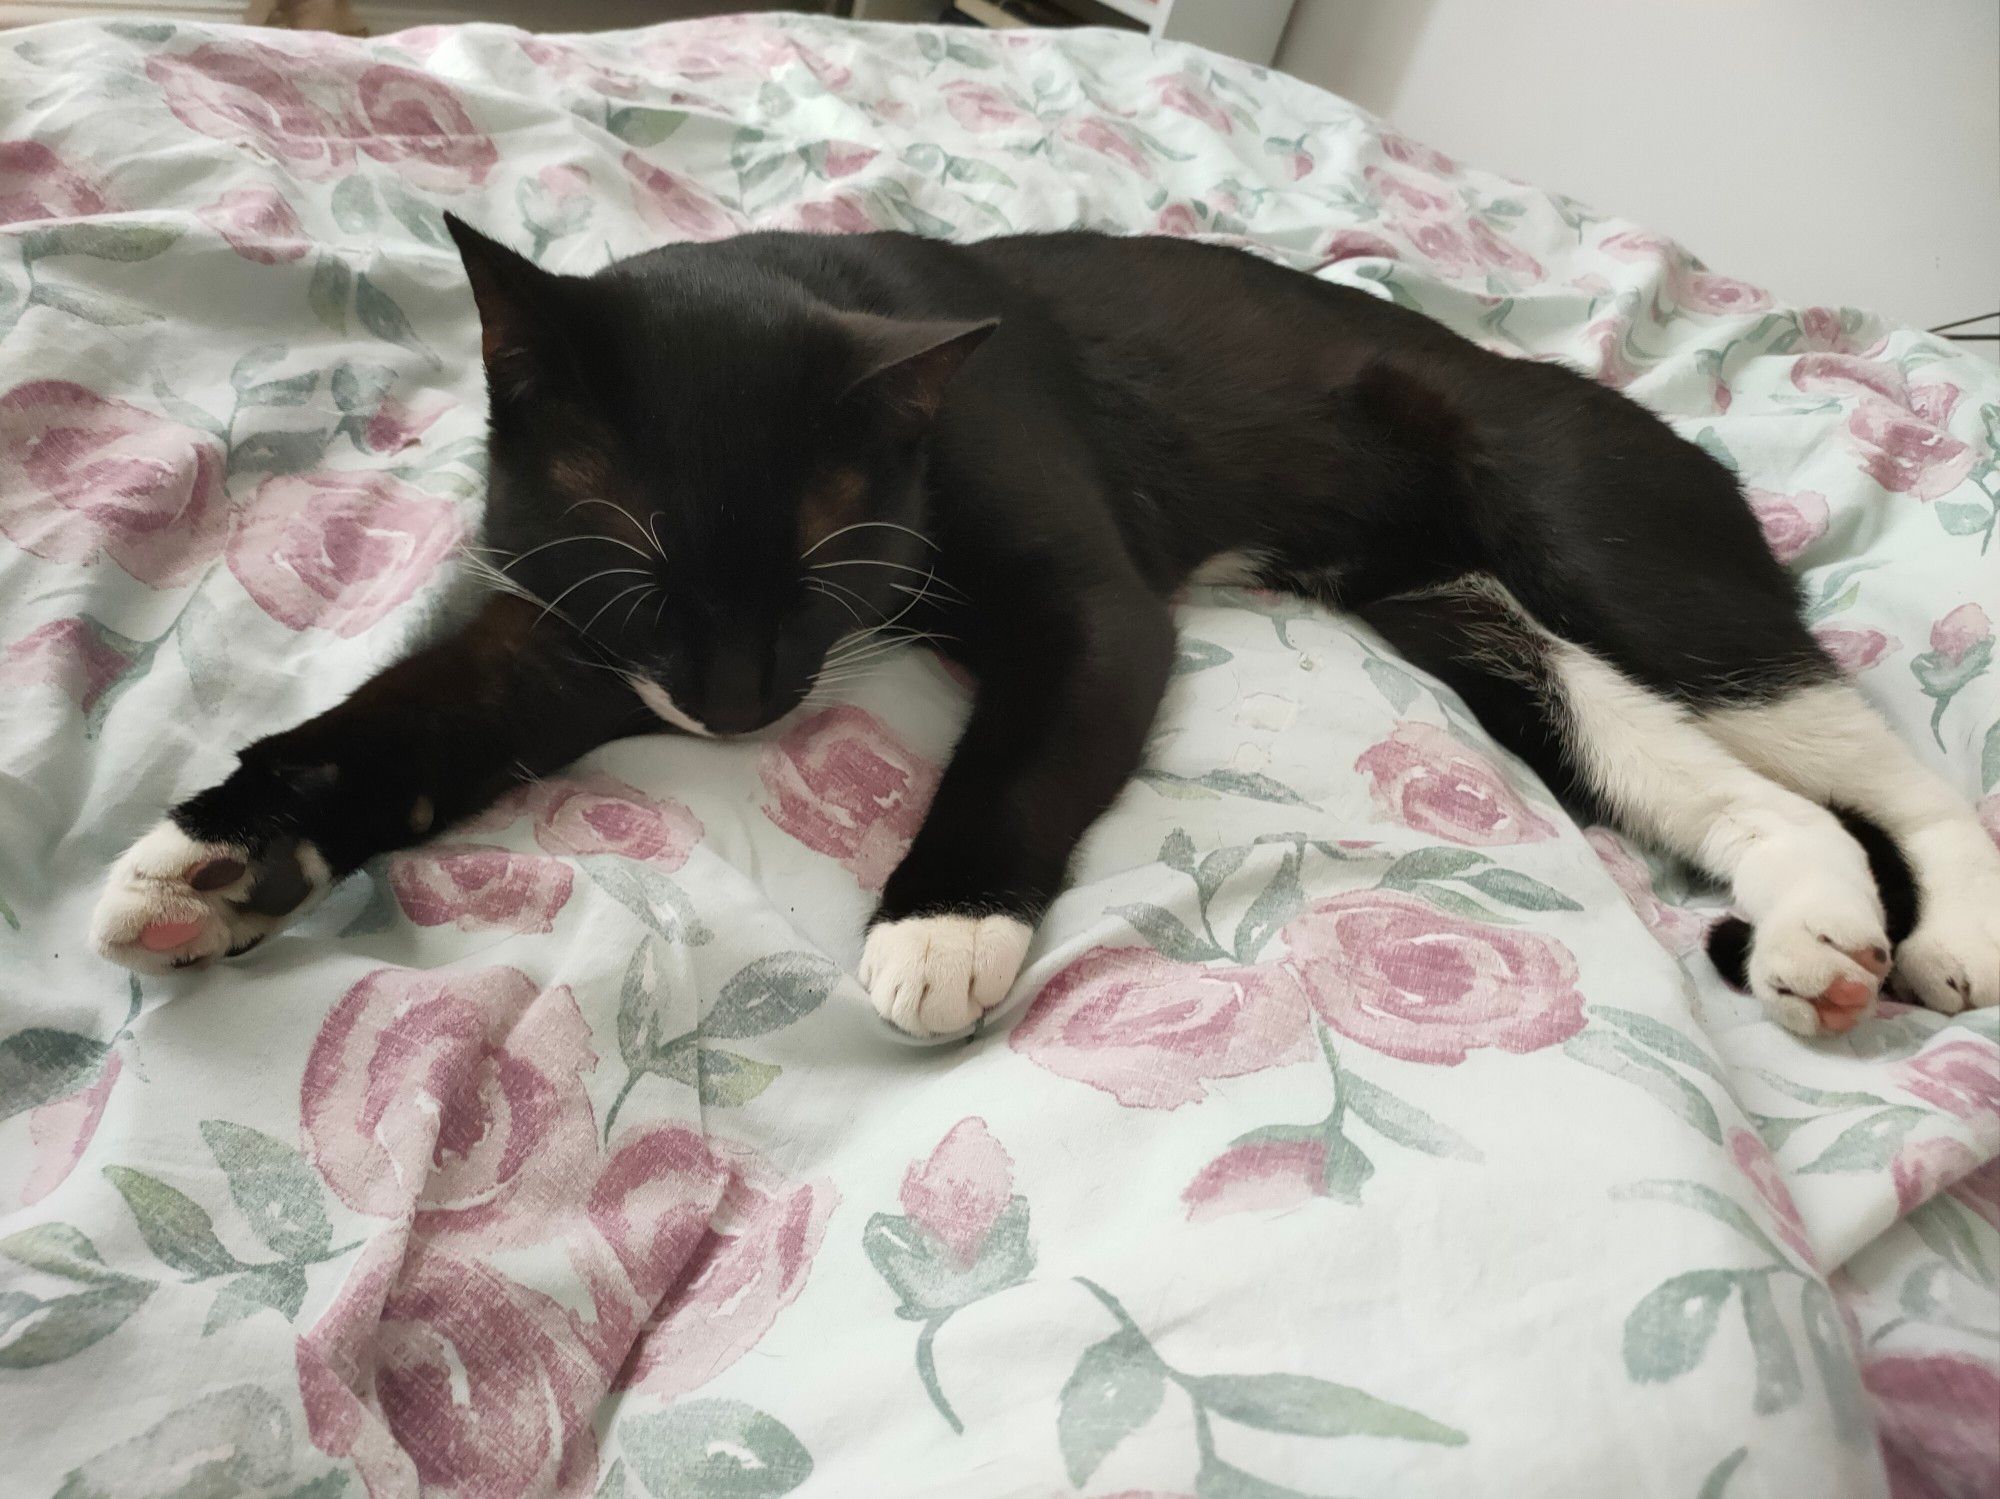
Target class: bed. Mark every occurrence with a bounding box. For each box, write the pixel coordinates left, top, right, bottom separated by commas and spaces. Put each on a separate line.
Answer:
2, 13, 1996, 1498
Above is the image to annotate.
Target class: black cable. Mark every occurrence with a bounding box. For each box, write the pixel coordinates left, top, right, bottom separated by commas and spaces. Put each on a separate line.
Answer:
1927, 311, 1998, 334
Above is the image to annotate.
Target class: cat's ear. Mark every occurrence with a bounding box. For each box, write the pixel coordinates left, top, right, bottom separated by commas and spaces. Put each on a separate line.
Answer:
443, 213, 557, 387
836, 314, 999, 428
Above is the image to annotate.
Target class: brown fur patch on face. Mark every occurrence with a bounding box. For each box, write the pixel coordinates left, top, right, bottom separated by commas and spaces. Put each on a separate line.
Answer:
548, 450, 652, 550
797, 466, 868, 556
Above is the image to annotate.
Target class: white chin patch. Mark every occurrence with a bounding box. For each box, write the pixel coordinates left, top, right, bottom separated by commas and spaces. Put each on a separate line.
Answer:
631, 676, 711, 737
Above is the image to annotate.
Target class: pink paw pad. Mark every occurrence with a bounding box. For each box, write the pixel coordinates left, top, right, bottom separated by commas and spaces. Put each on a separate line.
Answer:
139, 918, 206, 952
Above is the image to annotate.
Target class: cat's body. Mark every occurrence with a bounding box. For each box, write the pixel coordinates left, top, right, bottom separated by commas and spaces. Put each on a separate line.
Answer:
93, 225, 2000, 1039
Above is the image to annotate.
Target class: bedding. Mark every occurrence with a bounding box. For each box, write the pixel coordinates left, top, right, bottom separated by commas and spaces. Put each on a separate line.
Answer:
1, 13, 1997, 1498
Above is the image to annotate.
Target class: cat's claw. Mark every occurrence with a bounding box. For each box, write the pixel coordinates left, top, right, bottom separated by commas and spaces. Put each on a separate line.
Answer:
1893, 877, 2000, 1015
1748, 880, 1890, 1038
860, 913, 1032, 1040
91, 821, 328, 975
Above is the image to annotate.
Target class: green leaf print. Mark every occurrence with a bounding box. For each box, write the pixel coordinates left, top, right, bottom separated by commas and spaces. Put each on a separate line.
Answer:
1624, 1270, 1735, 1382
609, 106, 688, 147
705, 951, 840, 1038
0, 1280, 152, 1369
945, 155, 1015, 188
0, 1223, 125, 1284
1407, 882, 1518, 925
1738, 1274, 1803, 1415
1193, 844, 1248, 905
1611, 1180, 1793, 1268
1796, 1107, 1931, 1174
1111, 901, 1224, 962
240, 372, 319, 408
695, 1048, 782, 1107
595, 1459, 630, 1499
1191, 769, 1310, 807
1566, 1032, 1722, 1144
103, 1166, 241, 1279
1059, 1330, 1167, 1485
199, 1120, 334, 1261
1362, 655, 1420, 712
1982, 718, 2000, 792
1159, 828, 1197, 873
1189, 1372, 1467, 1444
1458, 866, 1581, 912
1594, 1007, 1731, 1088
53, 1385, 301, 1498
27, 281, 160, 326
308, 254, 350, 334
863, 1197, 1036, 1322
1935, 499, 1993, 537
201, 1262, 308, 1335
379, 178, 450, 248
0, 1028, 108, 1122
586, 857, 713, 946
620, 1400, 813, 1498
1379, 846, 1488, 888
1173, 637, 1233, 676
330, 175, 382, 234
150, 377, 227, 437
1232, 846, 1305, 961
1906, 1194, 1996, 1287
355, 274, 435, 364
1698, 1448, 1750, 1499
1319, 1129, 1374, 1204
20, 221, 181, 262
227, 428, 331, 478
1194, 1453, 1317, 1499
1799, 1281, 1870, 1439
1338, 1071, 1482, 1162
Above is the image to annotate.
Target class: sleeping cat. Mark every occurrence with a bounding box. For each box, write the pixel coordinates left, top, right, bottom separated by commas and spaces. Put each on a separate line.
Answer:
92, 217, 2000, 1040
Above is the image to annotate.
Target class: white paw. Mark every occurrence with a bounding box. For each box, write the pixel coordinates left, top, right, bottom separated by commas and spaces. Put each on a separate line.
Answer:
90, 821, 327, 975
1894, 882, 2000, 1014
859, 913, 1033, 1040
1748, 881, 1891, 1038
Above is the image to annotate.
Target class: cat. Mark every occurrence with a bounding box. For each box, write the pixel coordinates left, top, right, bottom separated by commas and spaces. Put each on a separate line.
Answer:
92, 217, 2000, 1040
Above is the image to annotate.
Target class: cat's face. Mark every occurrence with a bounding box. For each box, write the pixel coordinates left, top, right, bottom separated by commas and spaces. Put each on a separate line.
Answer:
445, 216, 991, 736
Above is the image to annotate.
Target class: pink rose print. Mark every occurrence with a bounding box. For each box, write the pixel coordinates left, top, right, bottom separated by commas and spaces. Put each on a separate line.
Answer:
1154, 75, 1233, 134
146, 43, 355, 180
1863, 1354, 2000, 1499
758, 705, 938, 891
1890, 1135, 1980, 1216
528, 772, 703, 869
197, 185, 308, 265
356, 394, 449, 457
1929, 604, 1991, 668
815, 141, 878, 180
297, 1238, 599, 1499
1955, 1160, 2000, 1232
0, 140, 108, 225
1812, 626, 1896, 674
944, 82, 1027, 134
1467, 220, 1542, 278
1356, 722, 1558, 846
588, 1124, 728, 1303
17, 1051, 122, 1207
1010, 947, 1311, 1109
1581, 317, 1642, 387
0, 381, 228, 586
1679, 272, 1770, 316
1729, 1128, 1816, 1266
301, 965, 598, 1243
1397, 218, 1480, 278
1280, 890, 1586, 1066
1155, 203, 1200, 238
901, 1118, 1014, 1268
1979, 795, 1999, 850
1586, 828, 1706, 955
1900, 1036, 2000, 1124
623, 150, 736, 241
1366, 167, 1453, 218
1064, 118, 1149, 176
1791, 356, 1975, 501
1746, 488, 1829, 564
352, 65, 496, 193
621, 1143, 837, 1401
1600, 228, 1677, 264
786, 193, 877, 236
227, 470, 461, 637
388, 844, 574, 934
0, 618, 135, 714
1380, 132, 1455, 175
1316, 229, 1400, 268
1182, 1138, 1326, 1222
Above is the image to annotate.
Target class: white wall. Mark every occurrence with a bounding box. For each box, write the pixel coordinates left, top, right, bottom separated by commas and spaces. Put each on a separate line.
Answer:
1275, 0, 2000, 337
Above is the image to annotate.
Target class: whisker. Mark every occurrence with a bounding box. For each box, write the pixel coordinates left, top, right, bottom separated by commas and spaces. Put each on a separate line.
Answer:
813, 557, 968, 598
493, 531, 656, 571
580, 581, 657, 638
534, 566, 654, 632
804, 579, 869, 626
621, 586, 657, 634
801, 519, 939, 559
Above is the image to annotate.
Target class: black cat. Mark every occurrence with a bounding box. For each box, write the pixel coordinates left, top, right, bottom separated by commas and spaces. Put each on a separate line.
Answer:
93, 221, 2000, 1039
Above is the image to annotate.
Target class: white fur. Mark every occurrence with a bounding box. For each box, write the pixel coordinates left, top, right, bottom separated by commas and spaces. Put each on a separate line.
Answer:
92, 821, 329, 974
1187, 550, 1270, 587
1700, 683, 2000, 1012
630, 676, 712, 737
1547, 642, 1888, 1035
859, 913, 1032, 1039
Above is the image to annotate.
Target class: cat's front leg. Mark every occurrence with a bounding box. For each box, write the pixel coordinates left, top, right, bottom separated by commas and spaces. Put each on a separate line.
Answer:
92, 594, 649, 972
862, 595, 1175, 1038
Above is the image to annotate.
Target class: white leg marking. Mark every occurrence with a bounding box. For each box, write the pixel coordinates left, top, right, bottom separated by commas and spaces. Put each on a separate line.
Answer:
1549, 644, 1888, 1036
630, 676, 712, 737
858, 914, 1033, 1039
1701, 683, 2000, 1013
91, 822, 328, 975
1186, 550, 1271, 588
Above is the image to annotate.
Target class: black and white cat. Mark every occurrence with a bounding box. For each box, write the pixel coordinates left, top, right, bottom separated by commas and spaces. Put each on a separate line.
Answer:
92, 219, 2000, 1040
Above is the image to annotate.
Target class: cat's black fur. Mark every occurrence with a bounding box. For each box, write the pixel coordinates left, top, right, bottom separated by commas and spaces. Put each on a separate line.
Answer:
160, 222, 1906, 988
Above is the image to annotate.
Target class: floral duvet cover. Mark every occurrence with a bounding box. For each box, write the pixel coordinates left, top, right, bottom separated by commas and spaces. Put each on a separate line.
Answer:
1, 14, 1996, 1499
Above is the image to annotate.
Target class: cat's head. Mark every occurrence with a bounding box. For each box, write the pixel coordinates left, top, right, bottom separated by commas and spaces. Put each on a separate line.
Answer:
444, 215, 993, 736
